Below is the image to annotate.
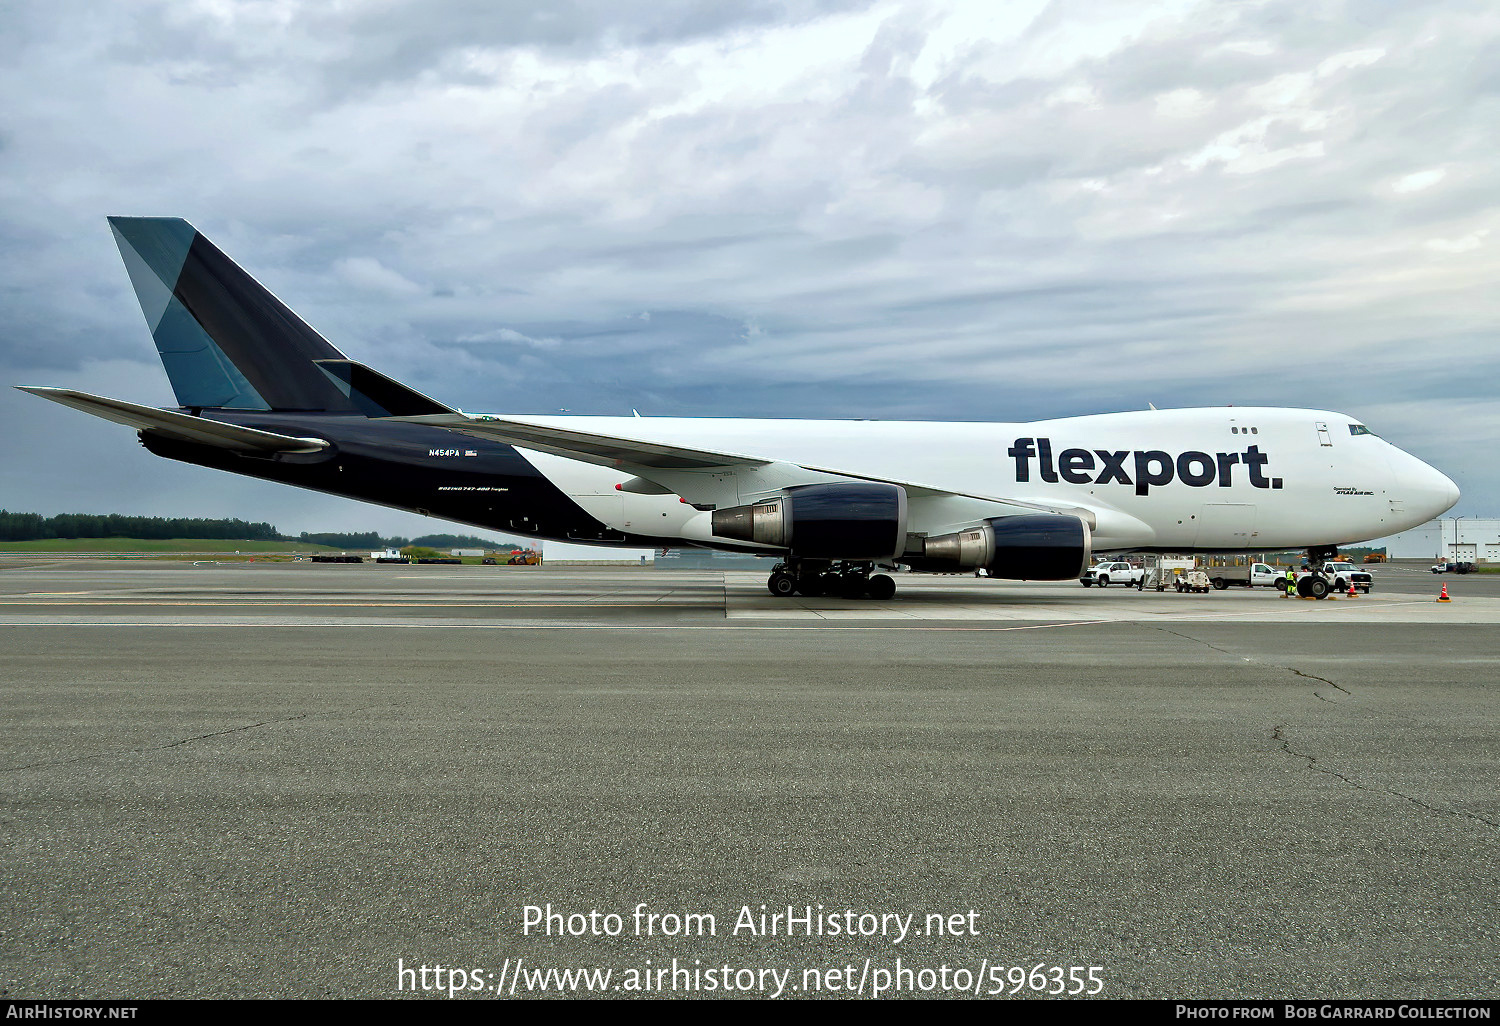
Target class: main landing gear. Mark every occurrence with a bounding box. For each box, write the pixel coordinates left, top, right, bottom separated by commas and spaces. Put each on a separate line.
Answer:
766, 560, 897, 600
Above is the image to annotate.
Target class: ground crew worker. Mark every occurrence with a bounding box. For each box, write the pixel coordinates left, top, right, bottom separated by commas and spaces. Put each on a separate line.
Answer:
1284, 567, 1297, 597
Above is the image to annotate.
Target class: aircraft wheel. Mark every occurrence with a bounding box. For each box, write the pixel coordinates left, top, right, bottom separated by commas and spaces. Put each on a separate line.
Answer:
797, 576, 825, 597
839, 575, 869, 599
1308, 576, 1330, 600
768, 572, 797, 597
867, 574, 896, 601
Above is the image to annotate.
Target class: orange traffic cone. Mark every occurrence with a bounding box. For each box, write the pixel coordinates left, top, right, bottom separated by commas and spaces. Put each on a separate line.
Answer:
1437, 583, 1451, 603
1347, 581, 1357, 597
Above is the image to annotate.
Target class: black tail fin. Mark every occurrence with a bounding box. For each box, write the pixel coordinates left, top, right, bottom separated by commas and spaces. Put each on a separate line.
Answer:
109, 216, 360, 412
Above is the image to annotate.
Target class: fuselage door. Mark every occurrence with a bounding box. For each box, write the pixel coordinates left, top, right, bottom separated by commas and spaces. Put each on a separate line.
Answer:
1316, 422, 1333, 447
1195, 503, 1257, 548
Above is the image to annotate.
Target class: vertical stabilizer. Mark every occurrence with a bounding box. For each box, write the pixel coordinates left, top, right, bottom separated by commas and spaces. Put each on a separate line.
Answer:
108, 216, 358, 412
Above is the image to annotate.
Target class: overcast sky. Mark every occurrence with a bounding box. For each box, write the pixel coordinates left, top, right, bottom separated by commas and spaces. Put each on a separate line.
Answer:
1, 0, 1496, 542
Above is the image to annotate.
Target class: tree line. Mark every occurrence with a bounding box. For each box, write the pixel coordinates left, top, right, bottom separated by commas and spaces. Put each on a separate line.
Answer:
0, 512, 509, 550
0, 510, 281, 542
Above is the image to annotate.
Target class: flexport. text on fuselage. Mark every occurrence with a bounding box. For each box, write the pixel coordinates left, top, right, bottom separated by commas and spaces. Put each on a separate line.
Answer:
507, 406, 1452, 554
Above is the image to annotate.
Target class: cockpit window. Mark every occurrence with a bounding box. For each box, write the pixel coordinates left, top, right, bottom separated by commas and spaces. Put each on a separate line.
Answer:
1349, 424, 1374, 436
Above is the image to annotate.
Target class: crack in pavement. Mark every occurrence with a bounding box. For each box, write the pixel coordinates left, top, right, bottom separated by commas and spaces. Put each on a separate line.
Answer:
1139, 622, 1498, 830
2, 713, 309, 773
1142, 623, 1351, 702
1273, 725, 1499, 829
1141, 623, 1246, 661
1285, 665, 1352, 703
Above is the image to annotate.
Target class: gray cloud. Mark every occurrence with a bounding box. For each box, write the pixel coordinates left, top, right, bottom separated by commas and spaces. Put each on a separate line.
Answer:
1, 0, 1496, 534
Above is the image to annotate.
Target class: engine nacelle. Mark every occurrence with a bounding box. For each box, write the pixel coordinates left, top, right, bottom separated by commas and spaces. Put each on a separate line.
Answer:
911, 513, 1091, 580
711, 482, 907, 560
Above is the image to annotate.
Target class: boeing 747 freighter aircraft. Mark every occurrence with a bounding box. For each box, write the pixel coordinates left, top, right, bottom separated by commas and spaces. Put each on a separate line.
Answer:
19, 217, 1460, 599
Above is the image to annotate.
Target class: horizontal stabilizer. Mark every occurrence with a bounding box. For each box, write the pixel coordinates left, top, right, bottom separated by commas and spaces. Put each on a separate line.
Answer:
16, 387, 329, 453
313, 360, 455, 417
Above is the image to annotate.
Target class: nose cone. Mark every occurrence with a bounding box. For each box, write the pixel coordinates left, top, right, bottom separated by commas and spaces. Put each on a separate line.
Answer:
1396, 452, 1460, 521
1436, 468, 1461, 513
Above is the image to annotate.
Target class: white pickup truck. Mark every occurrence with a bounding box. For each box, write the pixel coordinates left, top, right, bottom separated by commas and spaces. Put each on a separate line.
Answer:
1080, 560, 1144, 587
1206, 562, 1282, 590
1304, 561, 1373, 594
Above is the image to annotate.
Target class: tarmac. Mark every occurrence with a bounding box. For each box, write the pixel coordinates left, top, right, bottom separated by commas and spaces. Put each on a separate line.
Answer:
1, 560, 1495, 999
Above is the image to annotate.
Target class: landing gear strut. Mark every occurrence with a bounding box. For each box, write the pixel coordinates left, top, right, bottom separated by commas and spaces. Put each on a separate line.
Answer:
1306, 545, 1337, 569
766, 559, 897, 600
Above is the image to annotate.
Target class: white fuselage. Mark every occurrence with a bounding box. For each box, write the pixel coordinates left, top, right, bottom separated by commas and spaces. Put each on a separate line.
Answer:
506, 406, 1458, 553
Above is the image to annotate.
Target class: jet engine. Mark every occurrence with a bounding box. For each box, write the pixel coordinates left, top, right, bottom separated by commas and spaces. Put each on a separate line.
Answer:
711, 482, 907, 560
909, 513, 1092, 580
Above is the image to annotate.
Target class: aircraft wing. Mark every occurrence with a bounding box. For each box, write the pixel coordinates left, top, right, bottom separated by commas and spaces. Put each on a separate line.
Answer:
16, 387, 330, 454
396, 413, 772, 470
394, 413, 1096, 525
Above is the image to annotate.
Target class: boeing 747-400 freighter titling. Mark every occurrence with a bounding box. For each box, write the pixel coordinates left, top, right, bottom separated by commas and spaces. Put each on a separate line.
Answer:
19, 218, 1460, 599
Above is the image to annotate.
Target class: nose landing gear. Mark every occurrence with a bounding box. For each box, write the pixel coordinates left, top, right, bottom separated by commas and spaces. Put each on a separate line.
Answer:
765, 560, 897, 600
1296, 545, 1338, 599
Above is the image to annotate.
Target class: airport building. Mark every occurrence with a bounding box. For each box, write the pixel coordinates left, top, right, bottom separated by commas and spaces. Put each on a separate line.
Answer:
1377, 518, 1500, 563
540, 540, 655, 564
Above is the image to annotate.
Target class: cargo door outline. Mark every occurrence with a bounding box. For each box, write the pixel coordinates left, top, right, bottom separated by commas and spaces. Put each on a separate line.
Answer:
1195, 503, 1257, 548
566, 491, 625, 539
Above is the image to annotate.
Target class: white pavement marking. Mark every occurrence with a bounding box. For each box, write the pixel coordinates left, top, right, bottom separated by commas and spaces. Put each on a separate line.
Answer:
722, 573, 1500, 623
4, 567, 1496, 624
